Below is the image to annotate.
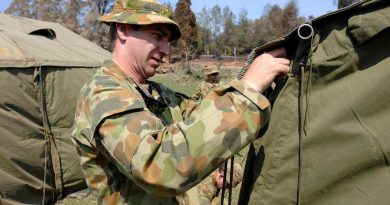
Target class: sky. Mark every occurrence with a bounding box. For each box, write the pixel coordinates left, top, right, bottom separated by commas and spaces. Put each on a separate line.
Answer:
0, 0, 337, 19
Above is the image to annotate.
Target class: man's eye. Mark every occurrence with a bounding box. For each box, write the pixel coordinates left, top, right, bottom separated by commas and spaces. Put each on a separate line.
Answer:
153, 34, 162, 41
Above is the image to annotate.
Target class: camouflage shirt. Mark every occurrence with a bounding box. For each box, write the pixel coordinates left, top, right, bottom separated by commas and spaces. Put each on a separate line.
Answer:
191, 81, 225, 101
71, 61, 270, 205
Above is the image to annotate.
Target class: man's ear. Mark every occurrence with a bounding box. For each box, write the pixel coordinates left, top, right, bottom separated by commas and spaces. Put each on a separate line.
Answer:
116, 23, 129, 41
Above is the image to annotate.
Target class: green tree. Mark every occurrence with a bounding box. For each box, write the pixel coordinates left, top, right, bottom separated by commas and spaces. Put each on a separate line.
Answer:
196, 6, 212, 55
235, 8, 251, 54
197, 26, 212, 55
173, 0, 198, 61
220, 6, 236, 55
210, 5, 222, 57
335, 0, 359, 9
197, 6, 211, 31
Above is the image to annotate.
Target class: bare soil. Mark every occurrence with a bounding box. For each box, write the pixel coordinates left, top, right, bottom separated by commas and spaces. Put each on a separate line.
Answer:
169, 58, 246, 69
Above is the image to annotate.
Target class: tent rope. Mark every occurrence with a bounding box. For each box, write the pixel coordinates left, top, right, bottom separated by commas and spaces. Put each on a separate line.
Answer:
37, 66, 48, 205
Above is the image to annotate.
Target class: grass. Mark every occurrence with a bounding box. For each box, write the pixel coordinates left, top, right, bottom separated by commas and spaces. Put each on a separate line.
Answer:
151, 73, 199, 96
151, 64, 240, 96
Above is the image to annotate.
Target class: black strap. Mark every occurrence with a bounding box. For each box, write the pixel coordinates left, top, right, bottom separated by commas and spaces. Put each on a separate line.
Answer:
221, 159, 229, 205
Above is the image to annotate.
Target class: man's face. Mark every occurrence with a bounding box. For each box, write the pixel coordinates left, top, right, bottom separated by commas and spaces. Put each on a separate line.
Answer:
123, 24, 172, 81
207, 73, 219, 83
215, 167, 229, 189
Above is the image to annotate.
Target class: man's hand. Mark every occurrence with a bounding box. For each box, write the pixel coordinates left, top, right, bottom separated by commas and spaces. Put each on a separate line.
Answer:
241, 48, 290, 93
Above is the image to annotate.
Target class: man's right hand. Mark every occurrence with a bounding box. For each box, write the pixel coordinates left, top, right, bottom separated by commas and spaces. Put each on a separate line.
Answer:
241, 48, 290, 93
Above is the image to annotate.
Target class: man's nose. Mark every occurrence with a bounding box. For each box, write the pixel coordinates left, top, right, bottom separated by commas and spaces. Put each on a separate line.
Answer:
159, 41, 170, 55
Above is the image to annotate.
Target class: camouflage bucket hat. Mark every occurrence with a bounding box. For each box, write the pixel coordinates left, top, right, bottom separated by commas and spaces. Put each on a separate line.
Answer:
204, 65, 220, 76
99, 0, 181, 41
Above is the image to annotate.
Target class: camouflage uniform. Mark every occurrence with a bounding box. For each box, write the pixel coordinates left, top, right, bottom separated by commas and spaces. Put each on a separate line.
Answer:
198, 163, 243, 205
192, 66, 225, 101
191, 81, 225, 101
71, 60, 271, 205
198, 174, 219, 205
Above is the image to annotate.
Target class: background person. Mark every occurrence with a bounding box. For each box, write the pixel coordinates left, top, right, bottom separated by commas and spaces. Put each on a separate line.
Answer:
198, 163, 242, 205
192, 65, 225, 101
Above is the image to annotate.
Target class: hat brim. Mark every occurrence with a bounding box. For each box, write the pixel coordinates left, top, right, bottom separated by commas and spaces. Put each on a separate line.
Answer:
100, 12, 181, 41
205, 71, 219, 76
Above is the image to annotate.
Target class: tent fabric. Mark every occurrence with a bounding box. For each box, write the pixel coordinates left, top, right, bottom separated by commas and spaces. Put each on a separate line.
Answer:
0, 14, 111, 205
0, 68, 53, 205
237, 0, 390, 204
0, 14, 110, 68
43, 67, 97, 193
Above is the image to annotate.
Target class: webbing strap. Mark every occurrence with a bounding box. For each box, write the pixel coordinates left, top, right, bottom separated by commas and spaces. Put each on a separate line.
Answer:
220, 156, 235, 205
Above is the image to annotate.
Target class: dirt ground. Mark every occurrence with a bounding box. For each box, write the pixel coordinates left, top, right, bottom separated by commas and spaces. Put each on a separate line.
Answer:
184, 58, 246, 68
160, 58, 246, 71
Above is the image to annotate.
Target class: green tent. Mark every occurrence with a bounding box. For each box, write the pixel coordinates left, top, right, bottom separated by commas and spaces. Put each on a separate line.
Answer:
238, 0, 390, 204
0, 14, 111, 204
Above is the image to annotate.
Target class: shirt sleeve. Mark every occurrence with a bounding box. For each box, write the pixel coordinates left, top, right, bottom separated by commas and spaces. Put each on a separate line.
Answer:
95, 78, 270, 196
191, 83, 203, 101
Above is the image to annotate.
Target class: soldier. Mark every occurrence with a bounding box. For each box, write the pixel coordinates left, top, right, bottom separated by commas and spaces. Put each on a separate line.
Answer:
198, 163, 242, 205
192, 65, 225, 101
192, 64, 247, 204
71, 0, 290, 204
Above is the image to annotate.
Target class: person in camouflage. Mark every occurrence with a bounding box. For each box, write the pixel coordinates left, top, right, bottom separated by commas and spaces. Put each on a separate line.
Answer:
198, 163, 242, 205
192, 66, 247, 204
191, 65, 225, 101
71, 0, 290, 204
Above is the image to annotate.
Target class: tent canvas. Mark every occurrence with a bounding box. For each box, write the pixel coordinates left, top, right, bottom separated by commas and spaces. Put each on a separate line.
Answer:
237, 0, 390, 204
0, 14, 111, 204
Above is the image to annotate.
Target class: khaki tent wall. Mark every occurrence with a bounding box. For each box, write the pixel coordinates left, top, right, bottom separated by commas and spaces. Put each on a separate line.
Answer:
0, 14, 111, 204
0, 68, 51, 204
237, 1, 390, 204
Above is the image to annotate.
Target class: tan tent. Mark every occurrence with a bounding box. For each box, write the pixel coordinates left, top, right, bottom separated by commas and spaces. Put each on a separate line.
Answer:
0, 14, 111, 204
